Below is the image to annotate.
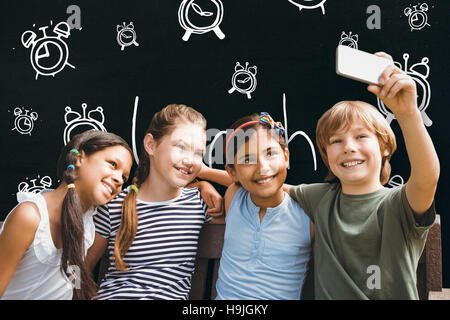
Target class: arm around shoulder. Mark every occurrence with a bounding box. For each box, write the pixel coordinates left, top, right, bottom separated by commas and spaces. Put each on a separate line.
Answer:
0, 203, 40, 297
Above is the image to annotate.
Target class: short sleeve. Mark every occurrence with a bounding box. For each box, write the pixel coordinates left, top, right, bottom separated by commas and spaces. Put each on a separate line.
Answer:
289, 183, 334, 223
395, 185, 436, 240
192, 188, 211, 223
94, 204, 111, 239
200, 191, 212, 223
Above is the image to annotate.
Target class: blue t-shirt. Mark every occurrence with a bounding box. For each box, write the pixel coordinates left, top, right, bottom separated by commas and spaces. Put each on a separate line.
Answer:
215, 187, 312, 300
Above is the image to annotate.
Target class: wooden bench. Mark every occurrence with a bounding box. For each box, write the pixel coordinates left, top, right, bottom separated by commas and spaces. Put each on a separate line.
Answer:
95, 214, 448, 300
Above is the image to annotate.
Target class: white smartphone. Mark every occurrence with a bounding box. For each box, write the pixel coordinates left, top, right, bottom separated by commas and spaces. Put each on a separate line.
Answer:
336, 45, 392, 85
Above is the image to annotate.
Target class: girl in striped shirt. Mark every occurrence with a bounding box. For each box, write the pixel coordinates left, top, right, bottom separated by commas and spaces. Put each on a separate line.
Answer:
86, 104, 223, 300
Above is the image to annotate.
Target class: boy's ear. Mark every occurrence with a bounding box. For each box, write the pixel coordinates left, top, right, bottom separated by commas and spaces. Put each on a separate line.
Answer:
225, 165, 239, 183
143, 133, 156, 156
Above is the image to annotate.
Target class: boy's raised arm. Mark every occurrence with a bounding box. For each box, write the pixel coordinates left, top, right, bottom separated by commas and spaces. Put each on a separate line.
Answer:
368, 52, 440, 215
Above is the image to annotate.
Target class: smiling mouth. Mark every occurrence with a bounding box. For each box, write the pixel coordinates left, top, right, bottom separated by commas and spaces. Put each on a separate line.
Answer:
255, 175, 275, 185
102, 182, 114, 195
175, 167, 192, 176
341, 160, 364, 168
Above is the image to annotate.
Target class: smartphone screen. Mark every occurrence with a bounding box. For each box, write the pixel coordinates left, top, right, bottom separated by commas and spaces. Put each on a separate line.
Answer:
336, 45, 391, 85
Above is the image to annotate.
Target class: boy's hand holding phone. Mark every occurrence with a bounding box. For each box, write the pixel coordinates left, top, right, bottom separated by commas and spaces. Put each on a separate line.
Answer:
367, 52, 419, 120
336, 46, 419, 119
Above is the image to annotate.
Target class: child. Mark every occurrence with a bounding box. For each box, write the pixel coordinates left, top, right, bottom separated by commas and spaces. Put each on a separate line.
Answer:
287, 52, 439, 299
200, 112, 313, 300
0, 130, 133, 300
86, 104, 224, 300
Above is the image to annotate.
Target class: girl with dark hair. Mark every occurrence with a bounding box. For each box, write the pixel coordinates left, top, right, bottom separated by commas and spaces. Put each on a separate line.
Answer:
86, 104, 224, 300
198, 112, 313, 299
0, 130, 133, 300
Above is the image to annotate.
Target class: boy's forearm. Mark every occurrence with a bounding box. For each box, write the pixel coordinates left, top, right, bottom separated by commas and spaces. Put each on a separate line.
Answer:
396, 110, 440, 189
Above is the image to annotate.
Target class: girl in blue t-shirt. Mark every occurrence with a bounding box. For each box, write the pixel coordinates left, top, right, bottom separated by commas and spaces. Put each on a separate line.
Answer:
199, 112, 313, 299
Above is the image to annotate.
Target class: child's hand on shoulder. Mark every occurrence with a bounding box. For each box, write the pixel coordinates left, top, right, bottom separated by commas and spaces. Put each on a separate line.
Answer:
197, 181, 224, 217
367, 52, 418, 118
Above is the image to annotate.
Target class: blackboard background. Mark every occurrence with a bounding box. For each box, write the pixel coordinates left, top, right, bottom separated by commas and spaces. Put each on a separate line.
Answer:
1, 0, 449, 289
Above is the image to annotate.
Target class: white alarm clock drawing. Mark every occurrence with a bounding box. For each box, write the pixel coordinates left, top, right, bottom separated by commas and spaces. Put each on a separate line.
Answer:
228, 62, 258, 99
339, 31, 359, 49
178, 0, 225, 41
63, 103, 107, 145
12, 107, 38, 136
18, 175, 53, 194
21, 21, 75, 80
116, 22, 139, 50
404, 3, 430, 31
377, 53, 432, 127
288, 0, 327, 15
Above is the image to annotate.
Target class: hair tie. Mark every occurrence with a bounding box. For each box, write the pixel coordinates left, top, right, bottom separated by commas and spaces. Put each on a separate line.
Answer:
67, 164, 75, 170
69, 149, 79, 155
259, 112, 285, 136
67, 183, 75, 189
129, 184, 139, 194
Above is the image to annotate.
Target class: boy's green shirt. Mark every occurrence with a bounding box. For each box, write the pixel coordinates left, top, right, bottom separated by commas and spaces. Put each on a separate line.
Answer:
290, 183, 436, 300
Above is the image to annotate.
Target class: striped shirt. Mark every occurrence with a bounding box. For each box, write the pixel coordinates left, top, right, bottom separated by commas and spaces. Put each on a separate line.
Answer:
94, 187, 210, 300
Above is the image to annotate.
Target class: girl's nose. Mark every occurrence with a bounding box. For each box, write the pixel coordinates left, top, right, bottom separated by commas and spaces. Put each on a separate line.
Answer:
112, 171, 124, 185
182, 156, 193, 166
257, 157, 272, 175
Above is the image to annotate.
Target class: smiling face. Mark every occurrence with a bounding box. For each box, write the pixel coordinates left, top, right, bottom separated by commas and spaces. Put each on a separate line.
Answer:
226, 127, 289, 207
74, 145, 133, 208
146, 121, 206, 190
325, 118, 389, 194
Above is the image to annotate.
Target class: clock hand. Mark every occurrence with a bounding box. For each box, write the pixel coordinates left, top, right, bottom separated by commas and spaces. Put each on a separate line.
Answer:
192, 3, 213, 16
237, 76, 251, 84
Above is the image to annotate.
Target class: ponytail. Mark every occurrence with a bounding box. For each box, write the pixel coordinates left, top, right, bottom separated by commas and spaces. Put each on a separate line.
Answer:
56, 130, 132, 299
114, 153, 149, 271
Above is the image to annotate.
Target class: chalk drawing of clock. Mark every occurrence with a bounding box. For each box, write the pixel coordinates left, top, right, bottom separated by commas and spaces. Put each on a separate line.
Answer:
404, 3, 430, 31
178, 0, 225, 41
18, 175, 53, 194
339, 31, 358, 49
12, 107, 38, 135
21, 21, 75, 80
377, 53, 432, 127
116, 22, 139, 51
387, 175, 404, 188
288, 0, 327, 15
63, 103, 107, 145
228, 62, 257, 99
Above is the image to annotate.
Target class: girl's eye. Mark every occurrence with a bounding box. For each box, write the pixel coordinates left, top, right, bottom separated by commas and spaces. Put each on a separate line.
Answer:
108, 161, 117, 168
267, 150, 279, 157
176, 144, 186, 150
246, 157, 257, 164
358, 135, 367, 139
